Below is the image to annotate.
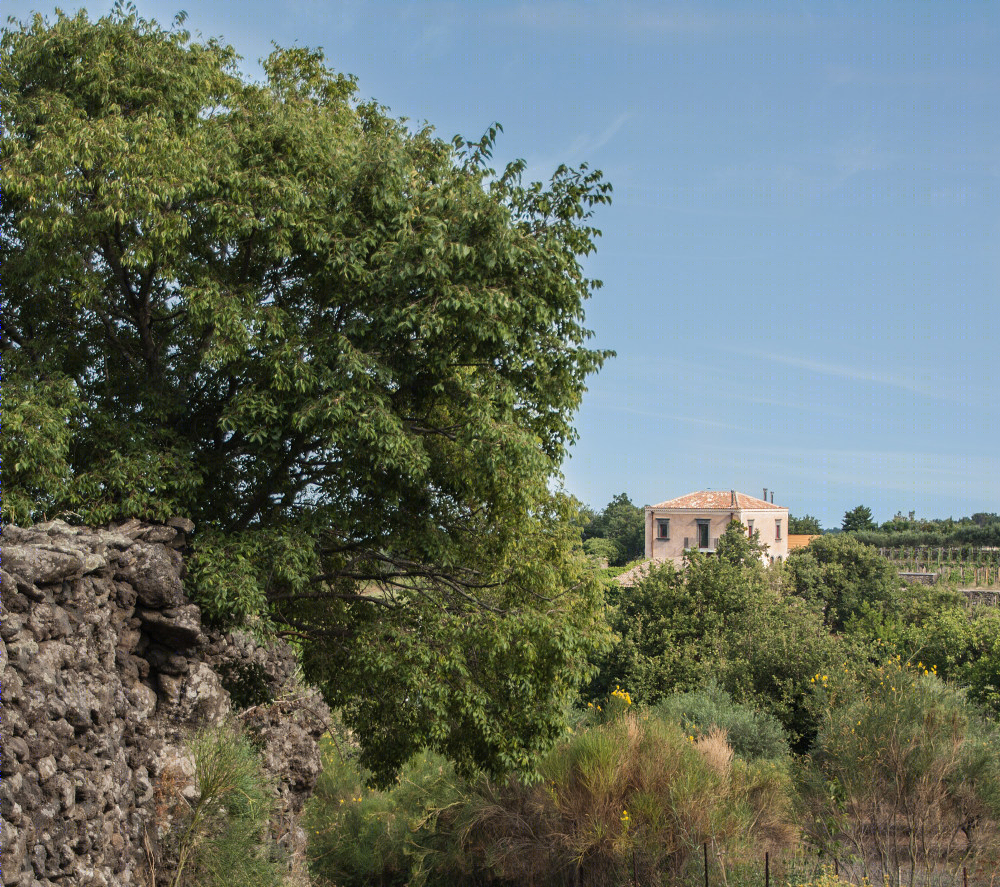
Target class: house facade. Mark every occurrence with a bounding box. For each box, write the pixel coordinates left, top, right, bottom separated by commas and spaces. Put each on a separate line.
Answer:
644, 490, 789, 566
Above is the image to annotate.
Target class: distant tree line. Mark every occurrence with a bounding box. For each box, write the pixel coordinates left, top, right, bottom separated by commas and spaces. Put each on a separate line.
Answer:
841, 506, 1000, 548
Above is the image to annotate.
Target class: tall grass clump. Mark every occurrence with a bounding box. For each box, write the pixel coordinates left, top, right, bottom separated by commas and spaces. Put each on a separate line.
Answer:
450, 709, 798, 886
169, 724, 284, 887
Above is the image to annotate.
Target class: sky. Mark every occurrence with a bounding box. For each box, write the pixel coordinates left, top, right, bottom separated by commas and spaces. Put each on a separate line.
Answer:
6, 0, 999, 528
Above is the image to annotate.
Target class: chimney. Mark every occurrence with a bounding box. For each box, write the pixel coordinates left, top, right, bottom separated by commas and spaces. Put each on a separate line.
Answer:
763, 487, 767, 502
730, 489, 736, 507
770, 491, 774, 503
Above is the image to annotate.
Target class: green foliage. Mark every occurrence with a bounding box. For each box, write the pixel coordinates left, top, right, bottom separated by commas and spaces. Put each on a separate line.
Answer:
854, 510, 1000, 548
306, 743, 470, 887
2, 8, 612, 781
806, 660, 1000, 879
715, 519, 768, 568
0, 369, 81, 525
217, 659, 274, 711
788, 513, 822, 535
840, 582, 975, 679
300, 508, 611, 785
958, 609, 1000, 716
654, 684, 790, 762
841, 504, 876, 532
590, 553, 841, 750
581, 535, 619, 565
784, 533, 901, 631
307, 711, 798, 887
580, 492, 644, 566
172, 724, 283, 887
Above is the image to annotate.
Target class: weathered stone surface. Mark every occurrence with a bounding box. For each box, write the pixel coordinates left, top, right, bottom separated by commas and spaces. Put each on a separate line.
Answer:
143, 644, 191, 676
134, 604, 201, 647
118, 543, 184, 609
2, 521, 330, 887
165, 516, 195, 534
2, 545, 92, 585
137, 525, 178, 545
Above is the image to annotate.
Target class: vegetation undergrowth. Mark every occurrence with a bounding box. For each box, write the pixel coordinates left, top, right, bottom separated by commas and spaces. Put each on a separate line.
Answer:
306, 695, 799, 887
166, 723, 287, 887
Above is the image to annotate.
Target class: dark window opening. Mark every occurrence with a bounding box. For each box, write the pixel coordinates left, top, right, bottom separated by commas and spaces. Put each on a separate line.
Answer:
697, 520, 710, 549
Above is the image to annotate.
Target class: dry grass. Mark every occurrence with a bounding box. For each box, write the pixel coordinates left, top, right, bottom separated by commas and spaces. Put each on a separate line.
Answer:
450, 711, 797, 887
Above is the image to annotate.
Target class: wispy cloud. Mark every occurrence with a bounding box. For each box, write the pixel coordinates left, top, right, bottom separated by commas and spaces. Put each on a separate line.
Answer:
495, 2, 808, 37
590, 402, 747, 433
521, 112, 632, 181
706, 444, 1000, 500
728, 349, 957, 402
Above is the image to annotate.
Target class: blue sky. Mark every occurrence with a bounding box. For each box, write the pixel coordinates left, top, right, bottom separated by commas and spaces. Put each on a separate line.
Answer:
7, 1, 999, 528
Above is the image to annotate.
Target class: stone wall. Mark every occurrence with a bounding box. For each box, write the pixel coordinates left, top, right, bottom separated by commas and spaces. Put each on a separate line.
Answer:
1, 520, 331, 887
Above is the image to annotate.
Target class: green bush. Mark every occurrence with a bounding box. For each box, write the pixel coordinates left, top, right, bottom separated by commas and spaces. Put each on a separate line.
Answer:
589, 554, 842, 750
654, 684, 790, 762
306, 742, 475, 887
957, 608, 1000, 717
784, 534, 901, 631
805, 660, 1000, 881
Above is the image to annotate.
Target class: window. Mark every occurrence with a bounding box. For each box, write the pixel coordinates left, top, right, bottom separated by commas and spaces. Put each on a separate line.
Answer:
747, 519, 754, 536
656, 518, 670, 540
775, 519, 782, 540
697, 520, 710, 549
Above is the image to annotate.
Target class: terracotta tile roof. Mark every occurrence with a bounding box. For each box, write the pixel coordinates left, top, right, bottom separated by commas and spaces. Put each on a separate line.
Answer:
651, 490, 785, 510
787, 534, 821, 550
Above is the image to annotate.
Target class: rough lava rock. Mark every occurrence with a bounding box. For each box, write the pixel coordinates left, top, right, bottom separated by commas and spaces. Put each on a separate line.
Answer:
1, 520, 330, 887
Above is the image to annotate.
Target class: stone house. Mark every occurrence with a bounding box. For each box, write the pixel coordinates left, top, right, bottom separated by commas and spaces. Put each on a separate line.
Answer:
644, 489, 789, 567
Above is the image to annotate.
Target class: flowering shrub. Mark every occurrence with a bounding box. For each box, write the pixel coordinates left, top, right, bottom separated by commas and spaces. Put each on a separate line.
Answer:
805, 659, 1000, 882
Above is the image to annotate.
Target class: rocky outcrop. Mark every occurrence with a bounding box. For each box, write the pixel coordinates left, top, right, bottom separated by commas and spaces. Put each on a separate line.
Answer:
1, 520, 330, 887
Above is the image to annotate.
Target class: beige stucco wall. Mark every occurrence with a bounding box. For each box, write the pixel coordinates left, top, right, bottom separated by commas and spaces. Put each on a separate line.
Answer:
644, 506, 789, 567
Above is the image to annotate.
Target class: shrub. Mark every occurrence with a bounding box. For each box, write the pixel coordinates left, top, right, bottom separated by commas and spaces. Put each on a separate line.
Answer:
805, 659, 1000, 883
449, 711, 797, 886
784, 534, 901, 631
957, 608, 1000, 717
654, 684, 790, 762
306, 742, 475, 887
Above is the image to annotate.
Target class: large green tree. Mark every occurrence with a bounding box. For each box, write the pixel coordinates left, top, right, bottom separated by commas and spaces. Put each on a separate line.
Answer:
788, 513, 822, 534
581, 492, 644, 566
1, 7, 612, 782
841, 504, 876, 532
784, 533, 900, 631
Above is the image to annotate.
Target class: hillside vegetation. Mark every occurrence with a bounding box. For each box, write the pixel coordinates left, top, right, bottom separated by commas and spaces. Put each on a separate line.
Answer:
306, 524, 1000, 885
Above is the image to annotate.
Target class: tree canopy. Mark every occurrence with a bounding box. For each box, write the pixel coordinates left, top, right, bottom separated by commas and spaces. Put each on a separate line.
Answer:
783, 533, 900, 631
787, 513, 822, 534
1, 6, 613, 782
580, 492, 644, 566
842, 504, 876, 532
